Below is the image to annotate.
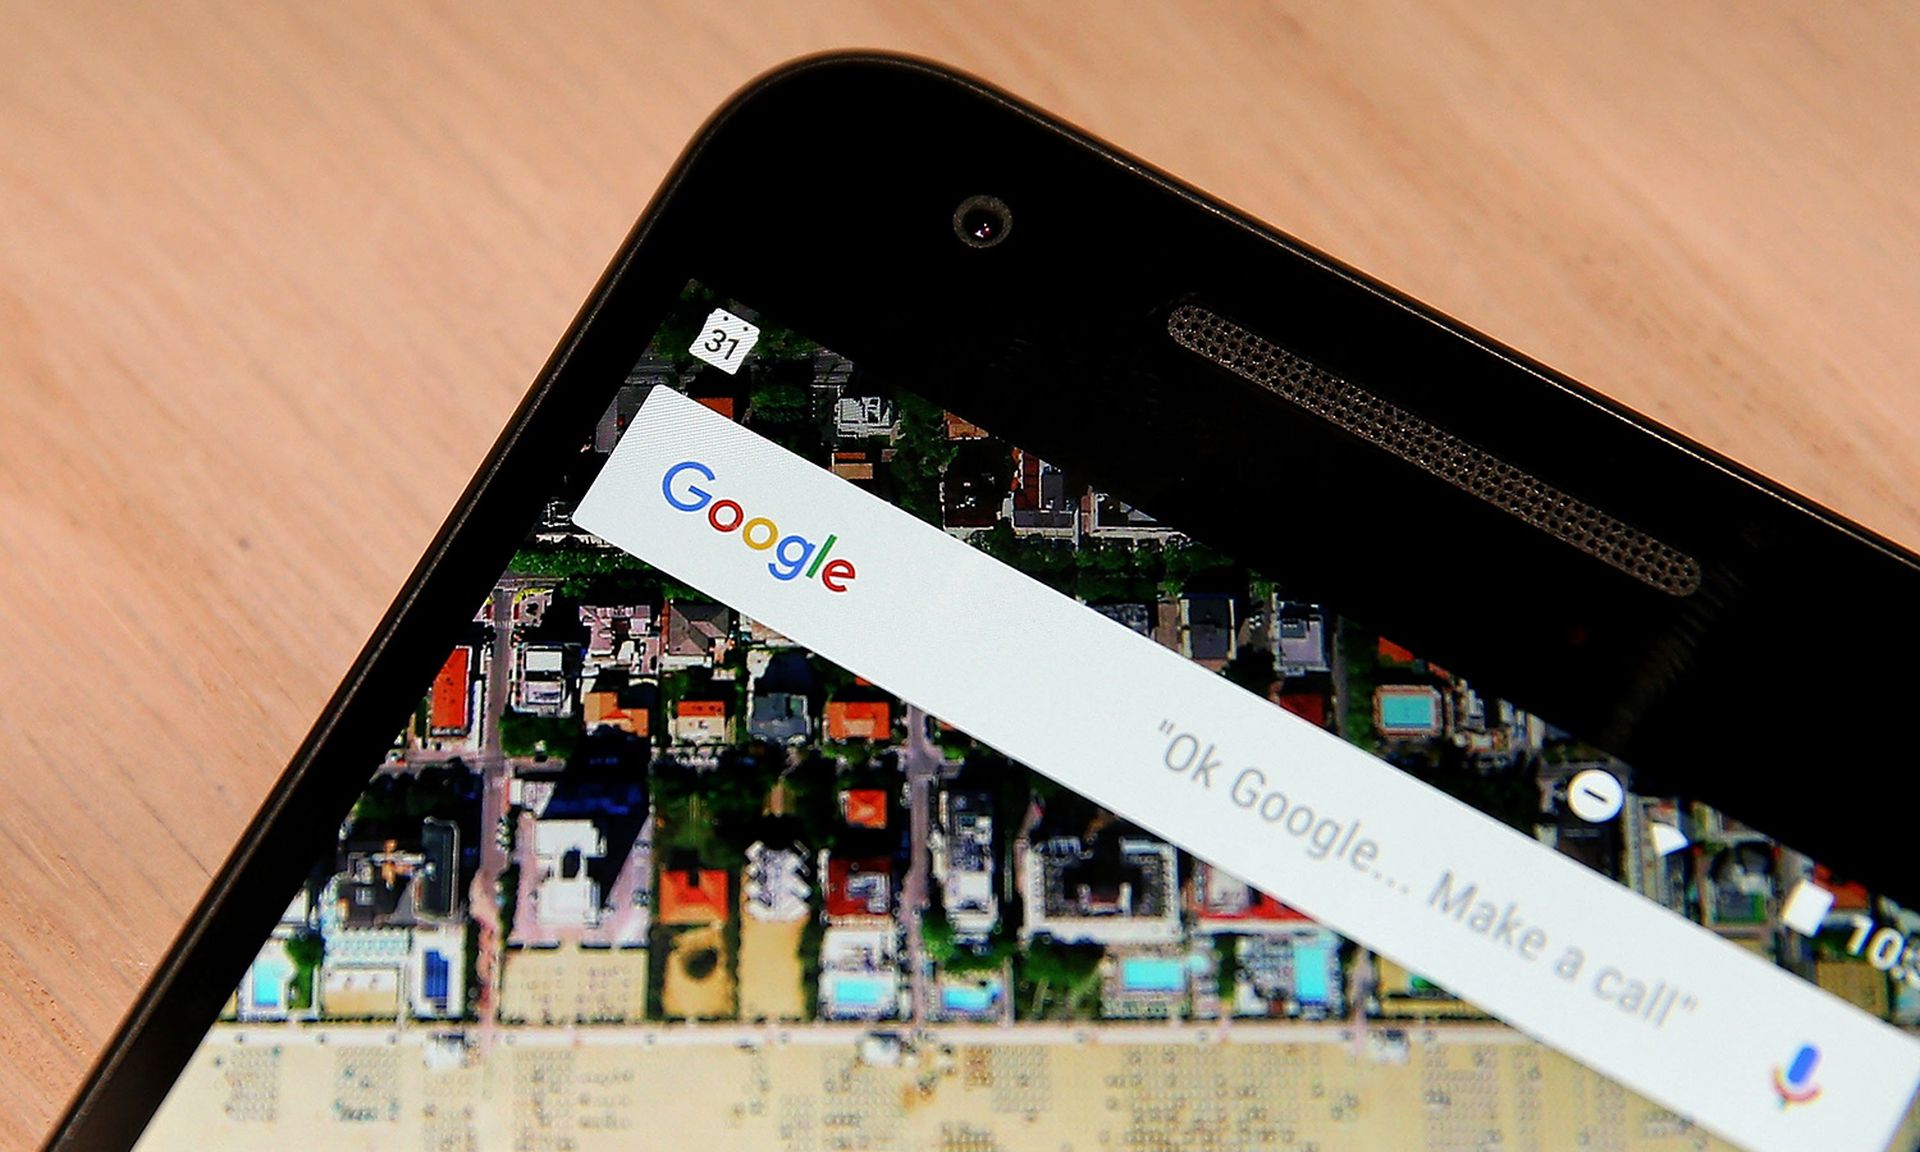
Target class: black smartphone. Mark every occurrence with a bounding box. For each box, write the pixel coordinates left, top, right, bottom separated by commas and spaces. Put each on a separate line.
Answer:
48, 53, 1920, 1152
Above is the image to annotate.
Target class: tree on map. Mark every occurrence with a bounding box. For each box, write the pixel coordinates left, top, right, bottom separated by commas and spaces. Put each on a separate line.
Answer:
1023, 937, 1103, 986
922, 901, 958, 967
498, 710, 580, 763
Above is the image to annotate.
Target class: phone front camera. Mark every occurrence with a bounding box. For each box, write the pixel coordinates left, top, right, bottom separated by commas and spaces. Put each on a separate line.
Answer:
953, 195, 1012, 249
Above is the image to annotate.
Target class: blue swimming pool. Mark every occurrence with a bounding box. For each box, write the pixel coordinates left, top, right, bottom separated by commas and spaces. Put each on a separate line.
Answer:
423, 950, 451, 1008
942, 982, 1000, 1013
1121, 957, 1185, 993
1378, 693, 1437, 731
834, 975, 891, 1008
251, 951, 293, 1010
1293, 943, 1331, 1005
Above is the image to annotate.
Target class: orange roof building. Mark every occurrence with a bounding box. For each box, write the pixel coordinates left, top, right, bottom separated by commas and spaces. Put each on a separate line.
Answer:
830, 450, 875, 481
659, 869, 730, 925
672, 698, 728, 743
824, 856, 893, 920
840, 788, 889, 829
826, 700, 891, 741
1191, 861, 1316, 933
584, 681, 653, 737
694, 395, 737, 420
944, 412, 989, 440
1206, 889, 1312, 924
429, 647, 472, 735
1814, 865, 1872, 913
1274, 689, 1329, 729
1377, 638, 1419, 665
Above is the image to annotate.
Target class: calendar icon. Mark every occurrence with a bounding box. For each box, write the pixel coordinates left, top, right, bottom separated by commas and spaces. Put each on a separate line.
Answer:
689, 307, 761, 375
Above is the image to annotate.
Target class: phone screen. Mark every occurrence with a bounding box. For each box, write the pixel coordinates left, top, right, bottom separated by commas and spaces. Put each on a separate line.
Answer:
134, 283, 1920, 1152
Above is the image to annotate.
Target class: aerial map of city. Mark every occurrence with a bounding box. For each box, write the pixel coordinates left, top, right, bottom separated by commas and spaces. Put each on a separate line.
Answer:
139, 288, 1920, 1151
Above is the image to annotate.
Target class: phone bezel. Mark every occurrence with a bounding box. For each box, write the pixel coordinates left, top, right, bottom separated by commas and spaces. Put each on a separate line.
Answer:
45, 50, 1919, 1152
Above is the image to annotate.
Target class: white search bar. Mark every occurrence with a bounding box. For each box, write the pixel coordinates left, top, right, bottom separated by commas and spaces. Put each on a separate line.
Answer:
574, 386, 1920, 1152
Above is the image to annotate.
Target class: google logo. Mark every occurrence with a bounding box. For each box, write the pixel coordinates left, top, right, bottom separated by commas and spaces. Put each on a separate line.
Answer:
660, 460, 858, 592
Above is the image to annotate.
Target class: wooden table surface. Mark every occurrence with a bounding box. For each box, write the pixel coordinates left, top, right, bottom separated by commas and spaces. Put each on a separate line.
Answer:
3, 3, 1918, 1146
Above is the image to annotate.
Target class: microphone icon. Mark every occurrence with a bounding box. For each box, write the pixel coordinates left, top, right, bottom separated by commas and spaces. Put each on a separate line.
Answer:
1772, 1044, 1822, 1108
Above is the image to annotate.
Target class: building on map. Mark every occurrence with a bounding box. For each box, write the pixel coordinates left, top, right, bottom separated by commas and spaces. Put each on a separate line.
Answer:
512, 642, 575, 716
417, 819, 460, 919
839, 788, 890, 831
671, 698, 728, 744
935, 789, 997, 940
1274, 687, 1330, 729
1083, 491, 1173, 540
1188, 862, 1314, 936
531, 497, 596, 545
818, 927, 902, 1021
824, 854, 895, 924
749, 691, 811, 744
339, 821, 460, 928
1020, 833, 1180, 946
944, 412, 988, 440
1377, 637, 1419, 667
582, 669, 658, 740
1234, 931, 1345, 1019
939, 441, 1010, 532
1274, 602, 1330, 677
744, 842, 810, 922
812, 349, 855, 393
317, 874, 411, 1020
429, 646, 477, 739
744, 616, 798, 648
826, 699, 892, 742
1008, 449, 1077, 536
833, 393, 897, 440
510, 586, 554, 628
659, 868, 730, 927
661, 600, 733, 669
580, 603, 657, 675
814, 847, 904, 1018
693, 394, 736, 421
510, 766, 651, 949
1179, 594, 1237, 670
525, 819, 607, 932
1622, 795, 1691, 913
830, 449, 876, 483
319, 936, 407, 1019
1184, 861, 1348, 1020
1690, 804, 1779, 941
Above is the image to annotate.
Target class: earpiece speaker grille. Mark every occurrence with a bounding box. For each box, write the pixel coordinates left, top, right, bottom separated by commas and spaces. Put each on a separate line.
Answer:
1167, 304, 1701, 597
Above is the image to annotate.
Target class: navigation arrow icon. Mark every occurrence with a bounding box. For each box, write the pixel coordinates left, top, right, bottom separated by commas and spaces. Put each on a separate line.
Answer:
1650, 823, 1689, 857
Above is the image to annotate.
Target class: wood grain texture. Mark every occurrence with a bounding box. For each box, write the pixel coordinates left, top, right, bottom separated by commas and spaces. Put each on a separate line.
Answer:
2, 2, 1917, 1146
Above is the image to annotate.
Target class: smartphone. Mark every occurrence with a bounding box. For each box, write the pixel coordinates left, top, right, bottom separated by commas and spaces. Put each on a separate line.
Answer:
47, 53, 1920, 1152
